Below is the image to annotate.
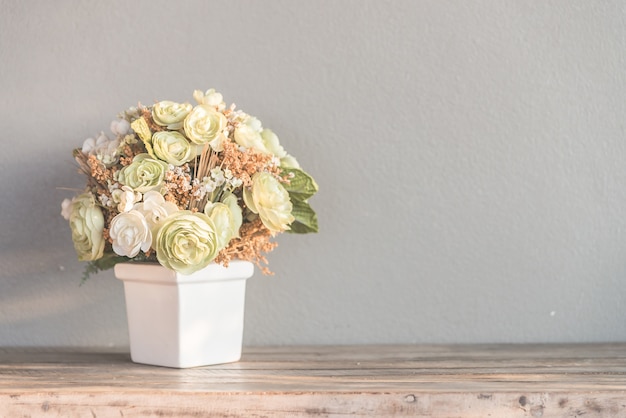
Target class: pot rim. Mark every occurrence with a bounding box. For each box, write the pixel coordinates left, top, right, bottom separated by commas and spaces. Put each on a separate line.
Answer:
114, 260, 254, 285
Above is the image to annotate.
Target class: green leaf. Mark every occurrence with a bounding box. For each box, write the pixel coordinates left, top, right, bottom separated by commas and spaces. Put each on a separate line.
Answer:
80, 252, 157, 284
282, 168, 318, 201
287, 199, 318, 234
81, 254, 127, 284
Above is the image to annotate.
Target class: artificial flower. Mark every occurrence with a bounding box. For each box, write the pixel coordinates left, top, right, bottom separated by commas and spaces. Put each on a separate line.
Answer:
68, 192, 105, 261
155, 211, 220, 275
152, 101, 192, 130
193, 88, 226, 110
117, 154, 169, 193
260, 129, 287, 158
109, 210, 152, 258
183, 104, 227, 150
151, 131, 195, 166
112, 186, 142, 213
64, 88, 317, 278
110, 119, 131, 137
244, 172, 294, 232
233, 115, 266, 152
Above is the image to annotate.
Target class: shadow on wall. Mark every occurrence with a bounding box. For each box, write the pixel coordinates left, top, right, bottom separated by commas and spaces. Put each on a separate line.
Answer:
0, 245, 128, 347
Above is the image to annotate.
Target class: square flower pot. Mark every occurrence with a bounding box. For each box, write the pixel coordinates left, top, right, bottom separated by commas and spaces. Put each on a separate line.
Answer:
114, 261, 254, 368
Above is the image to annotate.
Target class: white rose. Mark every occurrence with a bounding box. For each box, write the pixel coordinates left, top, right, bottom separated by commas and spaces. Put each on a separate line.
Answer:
112, 186, 142, 213
133, 191, 179, 230
109, 210, 152, 258
82, 132, 119, 166
193, 88, 226, 110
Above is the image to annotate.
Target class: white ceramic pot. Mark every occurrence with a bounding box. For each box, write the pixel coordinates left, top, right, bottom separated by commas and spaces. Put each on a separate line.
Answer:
114, 260, 254, 368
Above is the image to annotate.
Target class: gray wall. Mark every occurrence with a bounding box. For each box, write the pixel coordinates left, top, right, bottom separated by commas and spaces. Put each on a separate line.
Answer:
2, 0, 626, 348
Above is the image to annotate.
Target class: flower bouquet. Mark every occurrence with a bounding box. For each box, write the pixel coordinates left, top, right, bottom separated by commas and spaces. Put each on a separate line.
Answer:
62, 88, 318, 279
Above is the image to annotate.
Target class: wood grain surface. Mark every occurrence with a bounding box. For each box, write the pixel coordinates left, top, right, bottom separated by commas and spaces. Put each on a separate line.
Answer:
1, 344, 625, 417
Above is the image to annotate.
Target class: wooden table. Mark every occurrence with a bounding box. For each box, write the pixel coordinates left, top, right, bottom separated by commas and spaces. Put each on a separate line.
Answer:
1, 344, 625, 417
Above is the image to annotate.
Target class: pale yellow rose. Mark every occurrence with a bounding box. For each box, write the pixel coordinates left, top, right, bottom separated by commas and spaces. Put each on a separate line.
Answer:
155, 211, 220, 274
234, 115, 266, 152
152, 101, 193, 130
117, 154, 169, 193
183, 104, 227, 151
68, 193, 105, 261
243, 172, 294, 232
151, 131, 194, 166
260, 129, 287, 158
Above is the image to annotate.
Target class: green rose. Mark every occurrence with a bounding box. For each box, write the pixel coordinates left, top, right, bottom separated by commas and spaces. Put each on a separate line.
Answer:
118, 154, 169, 193
243, 172, 294, 233
155, 211, 220, 274
183, 104, 227, 151
151, 131, 194, 166
222, 192, 243, 236
152, 101, 192, 130
69, 192, 105, 261
204, 193, 242, 249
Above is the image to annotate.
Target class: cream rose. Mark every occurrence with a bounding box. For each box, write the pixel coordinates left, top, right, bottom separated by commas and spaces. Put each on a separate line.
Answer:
68, 193, 105, 261
243, 172, 294, 232
112, 185, 142, 212
280, 154, 300, 168
117, 154, 169, 193
109, 210, 152, 258
193, 88, 225, 110
234, 115, 266, 152
260, 129, 287, 158
152, 101, 192, 130
155, 211, 220, 274
183, 104, 227, 151
151, 131, 194, 166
